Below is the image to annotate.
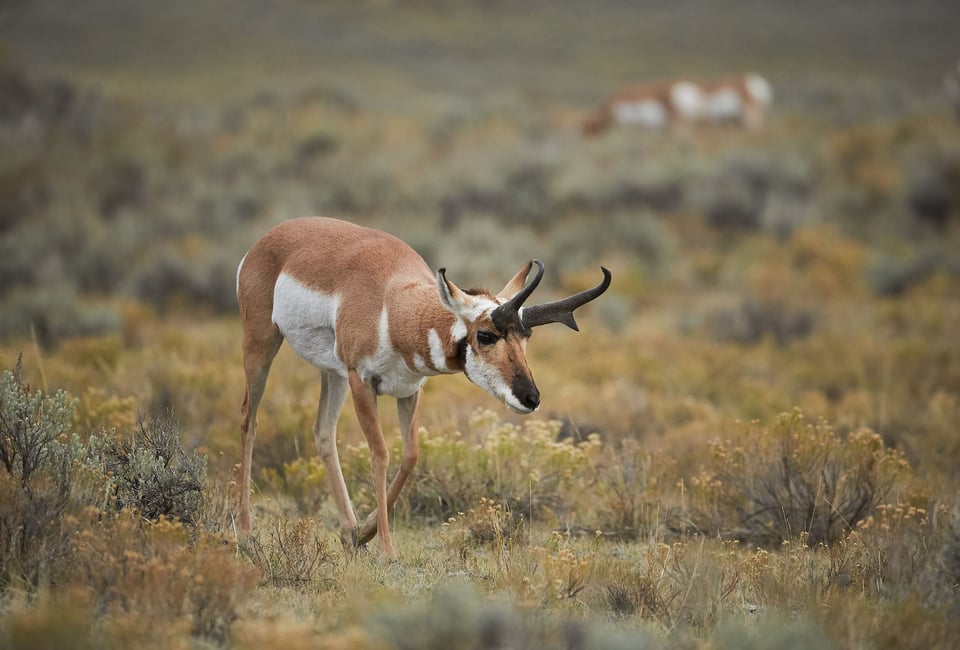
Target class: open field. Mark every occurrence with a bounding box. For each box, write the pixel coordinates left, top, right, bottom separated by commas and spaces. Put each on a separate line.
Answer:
2, 1, 960, 647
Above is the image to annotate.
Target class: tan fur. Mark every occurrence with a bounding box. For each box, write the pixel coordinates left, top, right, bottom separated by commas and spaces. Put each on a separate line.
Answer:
239, 217, 450, 368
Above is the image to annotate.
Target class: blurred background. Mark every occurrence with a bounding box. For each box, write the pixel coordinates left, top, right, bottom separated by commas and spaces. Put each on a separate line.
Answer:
0, 0, 959, 466
1, 0, 958, 342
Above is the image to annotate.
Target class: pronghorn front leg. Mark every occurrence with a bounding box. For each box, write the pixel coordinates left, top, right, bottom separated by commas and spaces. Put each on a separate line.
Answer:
313, 371, 357, 547
357, 389, 422, 546
348, 370, 396, 561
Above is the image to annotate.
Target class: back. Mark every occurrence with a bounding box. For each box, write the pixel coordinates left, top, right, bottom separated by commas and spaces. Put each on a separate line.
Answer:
245, 217, 433, 295
237, 216, 437, 372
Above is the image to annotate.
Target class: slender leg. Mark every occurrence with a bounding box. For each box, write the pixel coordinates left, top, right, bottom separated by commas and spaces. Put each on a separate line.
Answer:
357, 389, 422, 545
313, 371, 357, 544
347, 370, 396, 561
238, 329, 283, 533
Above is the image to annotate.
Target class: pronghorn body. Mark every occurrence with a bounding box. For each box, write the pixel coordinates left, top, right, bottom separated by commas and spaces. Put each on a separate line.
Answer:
581, 80, 703, 135
583, 73, 773, 135
248, 220, 452, 397
236, 217, 610, 560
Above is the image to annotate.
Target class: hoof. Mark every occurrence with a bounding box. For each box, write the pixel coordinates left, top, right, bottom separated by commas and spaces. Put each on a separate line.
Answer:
340, 528, 369, 555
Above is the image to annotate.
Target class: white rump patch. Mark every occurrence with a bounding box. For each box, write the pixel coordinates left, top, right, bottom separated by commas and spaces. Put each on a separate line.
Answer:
463, 347, 532, 414
670, 81, 705, 120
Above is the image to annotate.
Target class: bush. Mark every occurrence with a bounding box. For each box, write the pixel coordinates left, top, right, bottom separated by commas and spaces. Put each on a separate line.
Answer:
240, 516, 336, 588
442, 497, 518, 552
71, 511, 259, 644
716, 617, 834, 650
591, 439, 673, 541
382, 410, 602, 526
0, 354, 76, 481
367, 583, 657, 650
867, 248, 945, 297
89, 412, 207, 526
0, 356, 94, 589
0, 356, 213, 592
689, 410, 910, 546
708, 297, 816, 345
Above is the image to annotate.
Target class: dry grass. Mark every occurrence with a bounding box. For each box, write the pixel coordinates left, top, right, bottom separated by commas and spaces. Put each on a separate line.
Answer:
2, 310, 959, 647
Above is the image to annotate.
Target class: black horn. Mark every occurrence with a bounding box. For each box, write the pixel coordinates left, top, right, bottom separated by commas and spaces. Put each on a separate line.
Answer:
520, 267, 612, 331
491, 259, 544, 332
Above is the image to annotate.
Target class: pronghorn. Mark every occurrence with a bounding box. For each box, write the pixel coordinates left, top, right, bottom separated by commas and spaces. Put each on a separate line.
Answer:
699, 73, 773, 130
581, 79, 704, 135
582, 73, 773, 135
236, 217, 610, 560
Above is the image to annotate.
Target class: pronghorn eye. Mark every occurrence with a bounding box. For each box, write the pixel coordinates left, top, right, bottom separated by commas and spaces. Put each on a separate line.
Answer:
476, 331, 499, 346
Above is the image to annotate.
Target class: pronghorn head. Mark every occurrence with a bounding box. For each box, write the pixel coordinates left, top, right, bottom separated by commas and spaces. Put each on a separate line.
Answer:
437, 260, 612, 414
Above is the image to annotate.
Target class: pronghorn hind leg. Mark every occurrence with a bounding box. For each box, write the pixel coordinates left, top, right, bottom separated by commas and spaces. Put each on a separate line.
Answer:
238, 327, 283, 533
357, 389, 422, 546
313, 371, 359, 547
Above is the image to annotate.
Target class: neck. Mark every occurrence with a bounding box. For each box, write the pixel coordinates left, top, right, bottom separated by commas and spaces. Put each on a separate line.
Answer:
389, 282, 466, 376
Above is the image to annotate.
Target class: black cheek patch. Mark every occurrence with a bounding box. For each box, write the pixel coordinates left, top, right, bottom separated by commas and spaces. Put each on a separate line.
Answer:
456, 337, 469, 371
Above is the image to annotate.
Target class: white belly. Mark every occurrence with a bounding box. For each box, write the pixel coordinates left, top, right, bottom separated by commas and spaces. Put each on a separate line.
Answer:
272, 274, 426, 398
614, 99, 668, 129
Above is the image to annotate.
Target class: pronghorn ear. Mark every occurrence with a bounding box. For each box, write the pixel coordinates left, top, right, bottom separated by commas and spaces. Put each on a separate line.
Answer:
496, 261, 534, 302
436, 268, 476, 316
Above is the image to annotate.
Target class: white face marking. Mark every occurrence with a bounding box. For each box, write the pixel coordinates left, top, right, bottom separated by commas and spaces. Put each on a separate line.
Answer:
272, 273, 344, 373
463, 346, 534, 414
445, 294, 497, 325
613, 99, 668, 129
450, 316, 467, 342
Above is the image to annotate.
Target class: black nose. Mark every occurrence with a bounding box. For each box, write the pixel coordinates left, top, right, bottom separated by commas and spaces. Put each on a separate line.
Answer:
513, 375, 540, 411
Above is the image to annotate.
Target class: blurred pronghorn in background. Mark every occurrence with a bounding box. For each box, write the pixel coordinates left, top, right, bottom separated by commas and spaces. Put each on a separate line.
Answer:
582, 72, 773, 136
580, 79, 705, 135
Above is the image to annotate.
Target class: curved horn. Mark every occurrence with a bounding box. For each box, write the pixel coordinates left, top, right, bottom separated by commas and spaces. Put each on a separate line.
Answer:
520, 267, 612, 331
491, 259, 544, 332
